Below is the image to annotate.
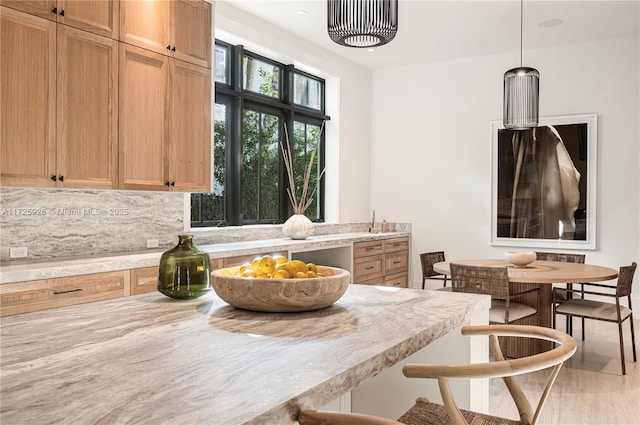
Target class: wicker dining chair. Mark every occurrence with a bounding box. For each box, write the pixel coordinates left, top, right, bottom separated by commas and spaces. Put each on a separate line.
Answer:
449, 264, 538, 325
535, 251, 586, 338
553, 262, 637, 375
420, 251, 448, 289
298, 325, 577, 425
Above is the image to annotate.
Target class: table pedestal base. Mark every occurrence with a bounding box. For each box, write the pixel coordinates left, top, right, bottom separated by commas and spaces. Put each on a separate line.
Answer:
503, 283, 553, 358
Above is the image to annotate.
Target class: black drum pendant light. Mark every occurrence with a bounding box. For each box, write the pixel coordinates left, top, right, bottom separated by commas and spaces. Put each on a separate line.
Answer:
327, 0, 398, 48
503, 0, 539, 129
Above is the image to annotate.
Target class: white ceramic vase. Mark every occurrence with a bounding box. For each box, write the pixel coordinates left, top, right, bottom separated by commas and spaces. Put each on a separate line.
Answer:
282, 214, 314, 240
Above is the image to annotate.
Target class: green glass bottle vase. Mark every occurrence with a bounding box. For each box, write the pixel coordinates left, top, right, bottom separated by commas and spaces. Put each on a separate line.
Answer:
158, 235, 212, 299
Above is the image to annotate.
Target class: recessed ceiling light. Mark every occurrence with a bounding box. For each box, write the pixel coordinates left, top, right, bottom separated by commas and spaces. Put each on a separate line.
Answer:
539, 19, 563, 28
296, 9, 309, 15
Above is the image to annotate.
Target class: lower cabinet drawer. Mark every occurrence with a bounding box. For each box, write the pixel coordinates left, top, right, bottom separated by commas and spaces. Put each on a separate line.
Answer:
0, 271, 127, 317
384, 271, 408, 288
384, 250, 408, 275
130, 267, 159, 295
353, 255, 384, 282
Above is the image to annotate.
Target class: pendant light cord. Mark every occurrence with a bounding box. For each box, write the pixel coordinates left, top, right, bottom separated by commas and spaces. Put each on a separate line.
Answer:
520, 0, 523, 67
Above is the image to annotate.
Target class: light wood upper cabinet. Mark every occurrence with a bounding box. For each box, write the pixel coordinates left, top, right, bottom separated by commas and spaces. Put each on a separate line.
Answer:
120, 0, 211, 68
119, 44, 211, 192
169, 59, 211, 192
0, 0, 56, 20
57, 24, 119, 189
0, 8, 57, 187
171, 0, 211, 68
1, 0, 119, 38
1, 7, 118, 189
119, 43, 169, 191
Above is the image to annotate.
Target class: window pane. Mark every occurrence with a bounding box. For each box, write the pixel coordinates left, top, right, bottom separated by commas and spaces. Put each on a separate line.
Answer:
191, 102, 227, 225
242, 109, 280, 221
215, 44, 228, 84
294, 74, 322, 110
293, 121, 321, 220
243, 55, 280, 98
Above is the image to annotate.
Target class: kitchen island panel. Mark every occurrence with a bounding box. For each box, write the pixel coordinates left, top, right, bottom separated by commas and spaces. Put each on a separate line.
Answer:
0, 285, 489, 424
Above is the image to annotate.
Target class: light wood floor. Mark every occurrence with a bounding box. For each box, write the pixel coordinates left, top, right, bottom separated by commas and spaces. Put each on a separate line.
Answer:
489, 317, 639, 424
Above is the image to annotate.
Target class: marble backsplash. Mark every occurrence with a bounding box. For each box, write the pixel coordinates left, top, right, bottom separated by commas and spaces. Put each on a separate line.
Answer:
0, 187, 410, 262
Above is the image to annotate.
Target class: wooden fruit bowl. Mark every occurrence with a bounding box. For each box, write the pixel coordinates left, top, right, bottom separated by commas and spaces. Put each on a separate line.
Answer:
210, 266, 351, 313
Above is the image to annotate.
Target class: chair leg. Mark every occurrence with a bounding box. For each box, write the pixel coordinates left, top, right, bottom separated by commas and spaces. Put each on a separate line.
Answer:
582, 318, 585, 341
630, 314, 637, 362
617, 320, 626, 375
422, 278, 426, 290
443, 275, 448, 288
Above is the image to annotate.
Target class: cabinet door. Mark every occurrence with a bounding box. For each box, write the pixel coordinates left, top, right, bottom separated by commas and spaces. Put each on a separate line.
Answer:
0, 0, 56, 20
170, 0, 211, 68
0, 8, 56, 187
57, 25, 118, 189
168, 59, 211, 192
119, 44, 170, 191
58, 0, 119, 38
119, 0, 170, 56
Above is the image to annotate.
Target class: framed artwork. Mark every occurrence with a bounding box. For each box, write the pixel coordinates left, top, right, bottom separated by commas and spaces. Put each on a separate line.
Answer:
491, 114, 597, 250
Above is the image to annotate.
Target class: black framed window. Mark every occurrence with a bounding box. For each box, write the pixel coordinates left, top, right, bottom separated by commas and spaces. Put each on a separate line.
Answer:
191, 41, 329, 227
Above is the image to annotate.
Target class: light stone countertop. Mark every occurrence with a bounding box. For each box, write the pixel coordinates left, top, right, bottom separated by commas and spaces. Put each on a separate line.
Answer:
0, 284, 489, 425
0, 232, 410, 284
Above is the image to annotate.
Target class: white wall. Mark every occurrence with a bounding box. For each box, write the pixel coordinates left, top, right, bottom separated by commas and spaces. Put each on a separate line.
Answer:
215, 3, 373, 224
370, 35, 640, 299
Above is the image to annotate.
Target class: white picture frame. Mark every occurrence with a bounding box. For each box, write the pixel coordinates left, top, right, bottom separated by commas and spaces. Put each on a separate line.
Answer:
491, 114, 598, 250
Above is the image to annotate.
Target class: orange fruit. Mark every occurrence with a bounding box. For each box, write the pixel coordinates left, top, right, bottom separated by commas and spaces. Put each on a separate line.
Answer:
272, 269, 290, 279
294, 271, 308, 279
258, 255, 276, 274
273, 255, 288, 264
289, 260, 308, 274
306, 270, 317, 278
242, 269, 257, 278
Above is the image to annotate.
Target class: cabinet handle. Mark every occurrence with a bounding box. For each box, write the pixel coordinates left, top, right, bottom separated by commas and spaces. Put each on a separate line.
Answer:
51, 175, 57, 181
52, 7, 57, 14
53, 288, 83, 295
165, 181, 176, 187
171, 46, 176, 52
365, 247, 374, 251
364, 266, 374, 270
393, 260, 401, 264
170, 181, 175, 187
60, 9, 65, 16
59, 175, 64, 182
393, 243, 401, 246
166, 44, 171, 50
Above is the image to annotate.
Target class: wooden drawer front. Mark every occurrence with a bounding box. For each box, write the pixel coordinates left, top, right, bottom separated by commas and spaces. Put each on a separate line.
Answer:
384, 272, 408, 288
354, 241, 383, 258
353, 255, 384, 282
356, 276, 385, 286
384, 251, 408, 275
130, 267, 158, 295
383, 237, 409, 253
221, 251, 288, 268
0, 271, 126, 317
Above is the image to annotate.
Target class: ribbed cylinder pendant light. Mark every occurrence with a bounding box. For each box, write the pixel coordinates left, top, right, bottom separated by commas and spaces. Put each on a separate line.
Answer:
327, 0, 398, 48
503, 0, 539, 129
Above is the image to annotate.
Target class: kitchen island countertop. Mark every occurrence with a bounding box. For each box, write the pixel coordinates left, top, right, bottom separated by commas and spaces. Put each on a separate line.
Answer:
0, 284, 489, 424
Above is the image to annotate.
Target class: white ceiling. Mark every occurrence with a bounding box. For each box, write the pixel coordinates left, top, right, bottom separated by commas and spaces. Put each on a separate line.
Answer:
218, 0, 640, 70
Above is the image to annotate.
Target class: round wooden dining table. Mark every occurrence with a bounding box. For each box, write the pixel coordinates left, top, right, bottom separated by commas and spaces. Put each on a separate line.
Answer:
433, 259, 618, 357
433, 259, 618, 283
